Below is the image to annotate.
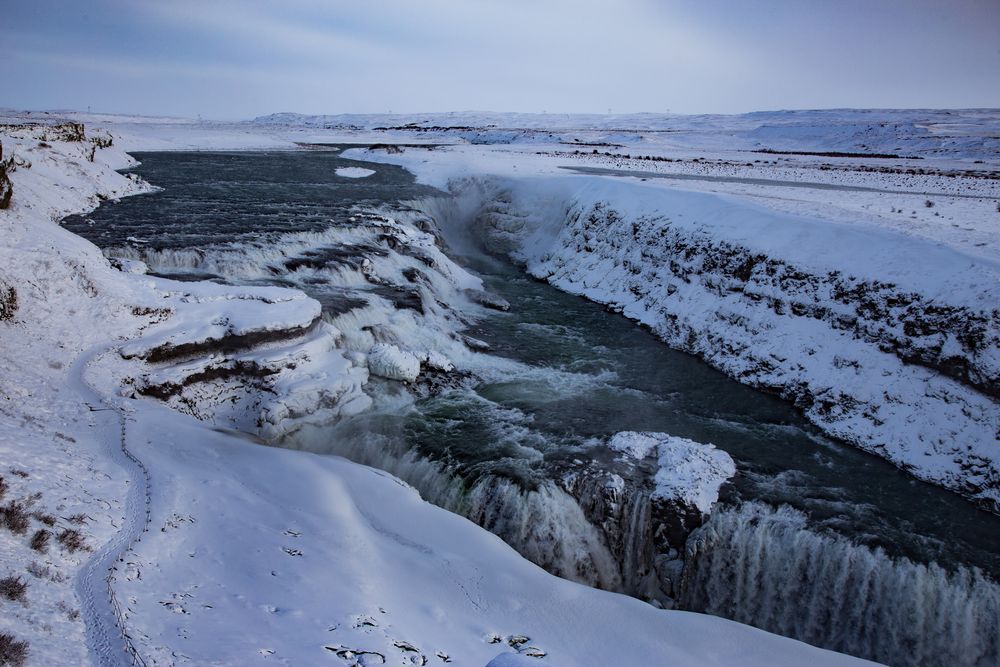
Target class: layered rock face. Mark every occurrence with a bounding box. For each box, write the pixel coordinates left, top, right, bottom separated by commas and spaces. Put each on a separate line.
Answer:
470, 177, 1000, 511
0, 120, 86, 143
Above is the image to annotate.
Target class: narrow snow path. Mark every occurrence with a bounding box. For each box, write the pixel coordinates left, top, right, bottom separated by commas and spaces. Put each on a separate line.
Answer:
71, 344, 151, 667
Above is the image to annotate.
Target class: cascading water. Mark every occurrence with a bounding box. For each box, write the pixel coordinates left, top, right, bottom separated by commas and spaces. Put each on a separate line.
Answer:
287, 392, 627, 593
680, 503, 1000, 667
67, 150, 1000, 667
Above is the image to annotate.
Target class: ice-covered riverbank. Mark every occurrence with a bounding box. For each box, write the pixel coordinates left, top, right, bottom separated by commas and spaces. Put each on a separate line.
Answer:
0, 117, 883, 665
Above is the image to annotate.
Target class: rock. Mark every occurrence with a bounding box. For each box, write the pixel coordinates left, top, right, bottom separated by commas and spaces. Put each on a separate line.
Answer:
369, 144, 404, 154
108, 257, 148, 274
423, 350, 454, 372
0, 143, 12, 210
89, 130, 113, 149
559, 432, 736, 601
460, 334, 491, 352
465, 288, 511, 312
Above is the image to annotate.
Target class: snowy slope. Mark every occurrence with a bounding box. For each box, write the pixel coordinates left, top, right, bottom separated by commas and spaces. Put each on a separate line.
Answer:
92, 398, 873, 667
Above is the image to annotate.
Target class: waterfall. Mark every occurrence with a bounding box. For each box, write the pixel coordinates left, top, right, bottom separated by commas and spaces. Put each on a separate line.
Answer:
462, 476, 623, 591
287, 417, 623, 593
679, 502, 1000, 667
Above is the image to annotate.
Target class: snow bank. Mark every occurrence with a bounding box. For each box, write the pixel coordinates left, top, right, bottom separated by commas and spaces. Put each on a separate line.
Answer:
444, 175, 1000, 510
0, 123, 161, 666
107, 400, 874, 667
118, 278, 322, 362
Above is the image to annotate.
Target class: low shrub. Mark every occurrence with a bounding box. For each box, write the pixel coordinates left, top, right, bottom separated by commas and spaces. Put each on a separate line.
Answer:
0, 576, 27, 603
57, 528, 87, 552
0, 633, 28, 667
0, 501, 29, 535
29, 529, 50, 553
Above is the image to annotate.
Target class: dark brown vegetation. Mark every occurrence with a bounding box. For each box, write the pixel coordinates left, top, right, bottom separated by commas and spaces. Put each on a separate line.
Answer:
0, 576, 27, 603
754, 148, 921, 159
29, 529, 50, 553
0, 501, 30, 535
57, 528, 87, 553
0, 632, 28, 667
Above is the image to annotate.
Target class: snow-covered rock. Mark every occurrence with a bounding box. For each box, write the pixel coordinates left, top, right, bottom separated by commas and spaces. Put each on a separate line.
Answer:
423, 349, 454, 372
367, 342, 422, 382
107, 256, 147, 274
608, 431, 663, 459
609, 432, 736, 514
0, 142, 13, 209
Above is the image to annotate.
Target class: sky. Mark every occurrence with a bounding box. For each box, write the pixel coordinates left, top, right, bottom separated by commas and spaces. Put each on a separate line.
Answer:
4, 0, 1000, 119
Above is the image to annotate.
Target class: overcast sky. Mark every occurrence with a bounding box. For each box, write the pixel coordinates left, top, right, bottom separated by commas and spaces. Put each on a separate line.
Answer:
4, 0, 999, 119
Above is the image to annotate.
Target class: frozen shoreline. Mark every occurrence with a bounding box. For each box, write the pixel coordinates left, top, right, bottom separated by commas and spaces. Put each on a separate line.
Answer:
0, 115, 885, 665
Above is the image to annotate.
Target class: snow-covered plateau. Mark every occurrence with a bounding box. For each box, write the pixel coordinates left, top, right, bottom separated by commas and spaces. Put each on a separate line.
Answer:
2, 107, 998, 667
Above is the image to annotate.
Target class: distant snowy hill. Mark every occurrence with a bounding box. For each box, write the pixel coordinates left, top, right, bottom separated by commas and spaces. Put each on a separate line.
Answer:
252, 108, 1000, 160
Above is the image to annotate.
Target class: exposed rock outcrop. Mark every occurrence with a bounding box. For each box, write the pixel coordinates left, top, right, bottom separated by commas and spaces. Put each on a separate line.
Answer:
0, 142, 12, 209
560, 433, 736, 603
0, 121, 85, 143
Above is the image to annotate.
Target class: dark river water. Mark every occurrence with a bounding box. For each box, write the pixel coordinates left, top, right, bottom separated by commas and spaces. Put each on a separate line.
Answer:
65, 150, 1000, 667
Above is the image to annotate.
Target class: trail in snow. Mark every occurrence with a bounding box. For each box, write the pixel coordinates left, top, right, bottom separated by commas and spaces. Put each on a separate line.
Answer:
71, 344, 151, 667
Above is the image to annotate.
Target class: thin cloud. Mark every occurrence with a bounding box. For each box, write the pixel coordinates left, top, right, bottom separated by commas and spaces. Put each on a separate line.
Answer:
4, 0, 999, 117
